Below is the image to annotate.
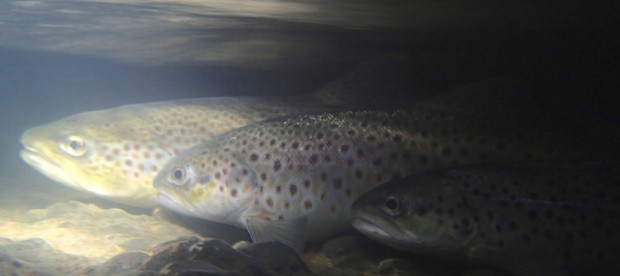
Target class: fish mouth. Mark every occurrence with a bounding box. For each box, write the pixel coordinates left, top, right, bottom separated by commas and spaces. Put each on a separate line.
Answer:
156, 191, 196, 217
20, 147, 56, 168
352, 217, 392, 239
19, 146, 86, 192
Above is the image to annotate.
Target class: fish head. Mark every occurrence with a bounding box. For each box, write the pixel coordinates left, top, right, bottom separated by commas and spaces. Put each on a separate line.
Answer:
352, 174, 477, 255
154, 143, 257, 226
20, 108, 168, 208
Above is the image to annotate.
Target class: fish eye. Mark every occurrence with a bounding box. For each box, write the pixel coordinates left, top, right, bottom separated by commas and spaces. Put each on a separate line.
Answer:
169, 165, 189, 186
382, 196, 402, 216
61, 136, 87, 157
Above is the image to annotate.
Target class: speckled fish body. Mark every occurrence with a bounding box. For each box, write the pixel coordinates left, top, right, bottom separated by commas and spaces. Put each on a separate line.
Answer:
20, 96, 332, 208
352, 161, 620, 276
154, 109, 583, 251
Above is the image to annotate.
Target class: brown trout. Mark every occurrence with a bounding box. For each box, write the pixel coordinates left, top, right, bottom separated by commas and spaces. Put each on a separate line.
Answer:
153, 109, 583, 252
352, 161, 620, 276
20, 96, 333, 208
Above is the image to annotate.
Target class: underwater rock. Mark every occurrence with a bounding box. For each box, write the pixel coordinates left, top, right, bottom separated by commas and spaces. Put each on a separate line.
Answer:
0, 237, 90, 275
144, 236, 314, 275
88, 252, 150, 276
0, 201, 196, 274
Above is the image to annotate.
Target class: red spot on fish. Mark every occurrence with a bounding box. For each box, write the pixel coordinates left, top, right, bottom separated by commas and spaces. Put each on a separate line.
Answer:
291, 142, 299, 149
231, 189, 238, 197
284, 201, 290, 209
276, 185, 281, 193
304, 200, 312, 210
264, 153, 271, 160
340, 145, 349, 152
266, 197, 274, 208
304, 180, 311, 188
320, 192, 326, 201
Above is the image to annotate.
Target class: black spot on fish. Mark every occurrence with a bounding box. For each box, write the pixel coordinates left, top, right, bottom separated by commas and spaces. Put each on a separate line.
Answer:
447, 208, 455, 216
230, 189, 237, 197
522, 234, 530, 242
250, 154, 258, 162
402, 150, 412, 161
528, 210, 538, 220
544, 230, 553, 240
355, 169, 363, 179
509, 222, 518, 232
333, 178, 343, 189
418, 154, 428, 164
309, 154, 318, 164
487, 211, 494, 222
273, 160, 281, 171
372, 158, 382, 166
544, 209, 554, 219
316, 133, 324, 140
566, 232, 574, 242
291, 142, 299, 149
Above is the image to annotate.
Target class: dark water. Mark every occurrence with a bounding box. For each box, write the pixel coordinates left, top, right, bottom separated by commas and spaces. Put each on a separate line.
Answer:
0, 0, 618, 274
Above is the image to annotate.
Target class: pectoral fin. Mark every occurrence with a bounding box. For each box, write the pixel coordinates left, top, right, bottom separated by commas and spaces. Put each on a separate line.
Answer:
245, 216, 308, 253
